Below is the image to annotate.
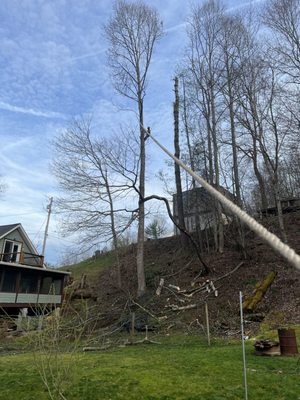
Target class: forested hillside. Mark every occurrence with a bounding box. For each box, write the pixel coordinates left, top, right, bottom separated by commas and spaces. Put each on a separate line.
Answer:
65, 210, 300, 336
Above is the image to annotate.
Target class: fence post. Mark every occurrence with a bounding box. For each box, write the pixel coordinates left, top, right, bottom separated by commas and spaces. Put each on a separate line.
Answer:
239, 291, 248, 400
205, 302, 211, 346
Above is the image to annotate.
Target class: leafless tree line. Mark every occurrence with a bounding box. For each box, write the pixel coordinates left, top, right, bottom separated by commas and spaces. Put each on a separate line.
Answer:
176, 0, 300, 248
52, 0, 300, 297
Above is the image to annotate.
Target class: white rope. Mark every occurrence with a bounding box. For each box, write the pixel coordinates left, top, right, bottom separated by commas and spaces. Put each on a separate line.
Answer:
146, 128, 300, 272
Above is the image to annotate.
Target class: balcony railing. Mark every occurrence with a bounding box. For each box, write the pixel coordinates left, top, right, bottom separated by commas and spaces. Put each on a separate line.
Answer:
0, 252, 44, 267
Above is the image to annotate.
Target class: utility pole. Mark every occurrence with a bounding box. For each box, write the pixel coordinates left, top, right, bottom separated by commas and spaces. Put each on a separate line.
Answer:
42, 197, 53, 259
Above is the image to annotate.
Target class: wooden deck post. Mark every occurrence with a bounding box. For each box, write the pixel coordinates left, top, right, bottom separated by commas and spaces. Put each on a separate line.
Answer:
205, 302, 211, 346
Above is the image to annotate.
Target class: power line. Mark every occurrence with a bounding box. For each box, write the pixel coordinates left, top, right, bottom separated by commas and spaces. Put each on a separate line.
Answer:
48, 234, 77, 245
32, 218, 47, 244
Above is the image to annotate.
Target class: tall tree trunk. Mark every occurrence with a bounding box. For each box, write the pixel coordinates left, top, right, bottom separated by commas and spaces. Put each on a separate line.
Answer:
206, 116, 214, 185
181, 77, 203, 250
227, 82, 245, 256
251, 136, 268, 210
136, 91, 146, 297
203, 95, 217, 252
174, 77, 188, 246
104, 0, 163, 298
274, 181, 288, 243
228, 95, 241, 206
250, 100, 269, 210
211, 89, 224, 253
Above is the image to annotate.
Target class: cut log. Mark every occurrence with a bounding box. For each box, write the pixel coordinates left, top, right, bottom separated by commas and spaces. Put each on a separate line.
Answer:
83, 346, 110, 351
169, 284, 180, 291
166, 304, 196, 311
124, 338, 160, 345
243, 271, 277, 313
156, 278, 165, 296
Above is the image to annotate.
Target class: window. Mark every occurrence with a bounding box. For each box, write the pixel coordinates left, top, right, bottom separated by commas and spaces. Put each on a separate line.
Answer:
20, 273, 38, 294
1, 270, 18, 292
39, 276, 63, 295
2, 240, 22, 263
52, 278, 62, 295
40, 276, 53, 294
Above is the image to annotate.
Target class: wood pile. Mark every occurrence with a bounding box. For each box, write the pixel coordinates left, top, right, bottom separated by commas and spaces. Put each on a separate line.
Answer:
254, 339, 280, 356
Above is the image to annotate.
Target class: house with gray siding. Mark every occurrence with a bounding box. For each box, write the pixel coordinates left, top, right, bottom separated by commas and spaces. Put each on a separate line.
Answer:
0, 223, 69, 313
173, 187, 234, 234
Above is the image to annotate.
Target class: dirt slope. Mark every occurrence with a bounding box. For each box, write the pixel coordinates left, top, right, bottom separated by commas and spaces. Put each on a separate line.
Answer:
67, 211, 300, 335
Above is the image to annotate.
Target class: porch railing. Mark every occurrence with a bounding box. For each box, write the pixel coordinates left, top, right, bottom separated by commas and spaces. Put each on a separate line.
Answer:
0, 252, 44, 267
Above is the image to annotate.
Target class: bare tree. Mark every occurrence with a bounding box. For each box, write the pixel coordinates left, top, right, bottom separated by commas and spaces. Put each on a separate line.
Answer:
255, 63, 289, 241
235, 24, 291, 240
263, 0, 300, 84
186, 0, 225, 253
178, 75, 207, 251
216, 13, 251, 254
263, 0, 300, 159
218, 13, 246, 207
173, 76, 188, 246
234, 24, 270, 211
52, 119, 138, 287
279, 152, 300, 196
104, 0, 163, 297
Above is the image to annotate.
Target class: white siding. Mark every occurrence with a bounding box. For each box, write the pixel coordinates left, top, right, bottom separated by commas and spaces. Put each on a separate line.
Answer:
38, 294, 62, 304
0, 293, 16, 303
17, 293, 38, 303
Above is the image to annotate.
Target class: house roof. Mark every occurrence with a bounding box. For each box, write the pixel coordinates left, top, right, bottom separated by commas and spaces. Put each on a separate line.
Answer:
0, 223, 39, 257
0, 260, 70, 275
0, 224, 20, 239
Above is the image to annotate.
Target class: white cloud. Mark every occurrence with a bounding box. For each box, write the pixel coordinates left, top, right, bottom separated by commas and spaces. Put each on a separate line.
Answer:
0, 0, 264, 265
0, 101, 66, 119
65, 49, 106, 65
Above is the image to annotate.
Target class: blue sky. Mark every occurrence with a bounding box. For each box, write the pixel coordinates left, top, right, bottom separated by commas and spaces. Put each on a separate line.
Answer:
0, 0, 264, 265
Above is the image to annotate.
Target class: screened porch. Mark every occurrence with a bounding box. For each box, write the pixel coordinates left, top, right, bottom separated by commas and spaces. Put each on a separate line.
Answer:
0, 262, 69, 308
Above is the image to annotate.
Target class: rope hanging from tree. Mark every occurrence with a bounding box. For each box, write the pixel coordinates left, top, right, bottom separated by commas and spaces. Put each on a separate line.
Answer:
144, 127, 300, 272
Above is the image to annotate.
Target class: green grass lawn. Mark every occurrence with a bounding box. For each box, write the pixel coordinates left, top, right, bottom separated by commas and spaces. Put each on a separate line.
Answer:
60, 251, 114, 280
0, 336, 299, 400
